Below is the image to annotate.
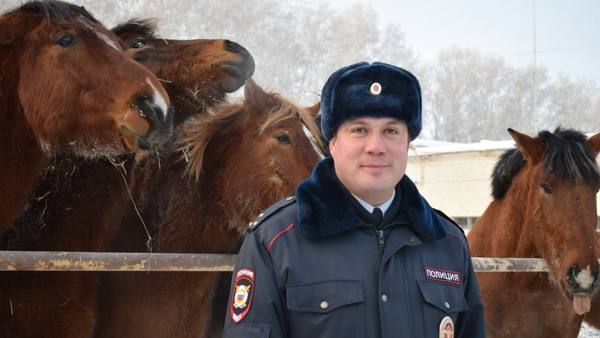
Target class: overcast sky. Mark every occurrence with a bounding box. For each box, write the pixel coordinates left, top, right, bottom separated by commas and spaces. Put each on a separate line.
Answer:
330, 0, 600, 84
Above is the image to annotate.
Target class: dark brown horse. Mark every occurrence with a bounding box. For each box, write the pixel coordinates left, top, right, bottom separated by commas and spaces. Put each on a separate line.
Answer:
468, 128, 600, 337
94, 80, 321, 338
0, 1, 172, 236
1, 19, 254, 338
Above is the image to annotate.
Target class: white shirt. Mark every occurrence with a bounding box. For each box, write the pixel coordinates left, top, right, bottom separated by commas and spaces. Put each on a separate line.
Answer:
352, 191, 395, 216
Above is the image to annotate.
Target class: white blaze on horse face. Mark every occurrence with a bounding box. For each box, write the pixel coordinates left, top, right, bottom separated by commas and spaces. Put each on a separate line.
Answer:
302, 124, 325, 159
575, 266, 595, 290
77, 17, 120, 51
145, 78, 169, 122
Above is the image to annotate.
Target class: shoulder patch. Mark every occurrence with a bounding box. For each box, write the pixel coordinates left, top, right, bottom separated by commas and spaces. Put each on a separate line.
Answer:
247, 196, 296, 231
433, 208, 465, 235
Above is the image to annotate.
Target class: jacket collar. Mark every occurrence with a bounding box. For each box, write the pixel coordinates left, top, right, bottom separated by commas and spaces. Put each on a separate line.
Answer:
295, 157, 448, 239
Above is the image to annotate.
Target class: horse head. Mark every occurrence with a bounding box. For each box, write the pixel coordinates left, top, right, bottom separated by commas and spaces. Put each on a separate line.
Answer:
507, 128, 600, 314
180, 79, 322, 232
0, 1, 173, 156
112, 19, 255, 126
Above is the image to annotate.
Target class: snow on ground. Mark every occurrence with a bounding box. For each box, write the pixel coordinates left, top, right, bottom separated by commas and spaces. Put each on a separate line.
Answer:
580, 322, 600, 337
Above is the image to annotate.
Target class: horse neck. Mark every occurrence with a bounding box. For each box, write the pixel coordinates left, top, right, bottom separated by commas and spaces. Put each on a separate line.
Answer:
138, 147, 239, 253
473, 178, 539, 257
165, 83, 224, 127
0, 64, 46, 228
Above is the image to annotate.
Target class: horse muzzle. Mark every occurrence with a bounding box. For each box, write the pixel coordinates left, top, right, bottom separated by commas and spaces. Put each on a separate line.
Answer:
215, 40, 255, 92
120, 93, 174, 151
566, 265, 599, 315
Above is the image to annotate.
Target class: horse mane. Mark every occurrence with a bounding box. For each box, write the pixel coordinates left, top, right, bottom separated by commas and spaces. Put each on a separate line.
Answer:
491, 128, 600, 199
111, 18, 158, 39
179, 93, 322, 181
3, 1, 98, 24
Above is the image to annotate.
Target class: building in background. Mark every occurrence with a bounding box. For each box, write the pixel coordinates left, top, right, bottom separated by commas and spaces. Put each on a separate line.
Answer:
407, 138, 600, 229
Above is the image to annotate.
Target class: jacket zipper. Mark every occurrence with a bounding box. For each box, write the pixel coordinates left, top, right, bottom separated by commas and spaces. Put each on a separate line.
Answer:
376, 229, 385, 256
374, 227, 385, 338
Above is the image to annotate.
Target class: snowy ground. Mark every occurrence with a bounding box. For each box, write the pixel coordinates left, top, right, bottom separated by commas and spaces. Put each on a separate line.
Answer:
580, 323, 600, 337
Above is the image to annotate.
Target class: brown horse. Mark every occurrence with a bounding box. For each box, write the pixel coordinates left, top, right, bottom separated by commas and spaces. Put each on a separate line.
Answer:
94, 80, 321, 338
0, 1, 172, 236
468, 128, 600, 337
113, 18, 255, 126
1, 19, 254, 338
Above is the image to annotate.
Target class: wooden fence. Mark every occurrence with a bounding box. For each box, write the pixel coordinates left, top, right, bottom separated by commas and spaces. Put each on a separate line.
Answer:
0, 251, 556, 272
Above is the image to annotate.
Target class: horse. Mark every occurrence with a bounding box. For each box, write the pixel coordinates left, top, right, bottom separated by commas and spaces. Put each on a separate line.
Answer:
467, 128, 600, 337
94, 79, 322, 338
1, 18, 254, 338
0, 1, 172, 237
113, 18, 255, 126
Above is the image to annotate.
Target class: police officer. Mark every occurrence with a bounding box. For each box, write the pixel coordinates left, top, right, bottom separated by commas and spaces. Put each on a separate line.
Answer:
223, 62, 485, 338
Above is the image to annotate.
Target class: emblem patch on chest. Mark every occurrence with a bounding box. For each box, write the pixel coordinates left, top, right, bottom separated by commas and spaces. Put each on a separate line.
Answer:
439, 316, 454, 338
230, 268, 255, 323
424, 267, 462, 285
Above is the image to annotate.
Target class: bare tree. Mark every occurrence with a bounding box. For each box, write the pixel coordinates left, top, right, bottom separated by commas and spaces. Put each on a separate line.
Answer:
2, 0, 598, 142
543, 75, 600, 132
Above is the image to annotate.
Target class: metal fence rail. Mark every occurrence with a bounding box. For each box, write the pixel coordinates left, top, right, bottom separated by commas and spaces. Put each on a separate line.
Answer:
0, 251, 560, 272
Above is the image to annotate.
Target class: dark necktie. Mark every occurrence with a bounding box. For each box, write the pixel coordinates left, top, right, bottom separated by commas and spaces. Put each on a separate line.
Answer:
372, 207, 384, 227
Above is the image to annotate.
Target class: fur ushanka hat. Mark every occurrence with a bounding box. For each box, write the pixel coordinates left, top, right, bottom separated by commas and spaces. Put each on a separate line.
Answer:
320, 61, 422, 141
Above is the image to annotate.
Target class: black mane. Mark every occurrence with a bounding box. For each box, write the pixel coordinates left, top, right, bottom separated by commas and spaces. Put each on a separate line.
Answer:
111, 18, 158, 39
491, 128, 600, 199
5, 1, 98, 24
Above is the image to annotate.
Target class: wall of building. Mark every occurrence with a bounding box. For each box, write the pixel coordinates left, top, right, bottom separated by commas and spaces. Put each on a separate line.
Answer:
406, 146, 600, 229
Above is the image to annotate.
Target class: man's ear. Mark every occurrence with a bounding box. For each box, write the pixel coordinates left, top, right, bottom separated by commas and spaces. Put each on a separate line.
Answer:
328, 136, 336, 154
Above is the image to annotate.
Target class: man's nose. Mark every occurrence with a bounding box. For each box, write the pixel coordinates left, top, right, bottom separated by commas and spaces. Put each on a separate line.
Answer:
365, 133, 386, 154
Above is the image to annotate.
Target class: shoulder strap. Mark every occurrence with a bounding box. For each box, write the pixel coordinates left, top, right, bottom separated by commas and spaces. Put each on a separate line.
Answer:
248, 196, 296, 231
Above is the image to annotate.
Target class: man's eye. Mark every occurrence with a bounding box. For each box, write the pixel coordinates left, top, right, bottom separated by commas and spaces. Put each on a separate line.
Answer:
351, 128, 366, 134
385, 128, 399, 134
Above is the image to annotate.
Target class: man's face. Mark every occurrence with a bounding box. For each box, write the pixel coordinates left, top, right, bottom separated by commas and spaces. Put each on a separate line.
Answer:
329, 117, 410, 205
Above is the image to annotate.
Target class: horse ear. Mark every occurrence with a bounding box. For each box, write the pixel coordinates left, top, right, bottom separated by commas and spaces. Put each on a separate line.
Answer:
508, 128, 544, 162
0, 14, 22, 45
305, 101, 320, 117
244, 79, 272, 109
586, 132, 600, 155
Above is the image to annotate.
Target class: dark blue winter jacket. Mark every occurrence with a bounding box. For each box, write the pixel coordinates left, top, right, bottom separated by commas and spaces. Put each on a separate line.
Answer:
223, 157, 485, 338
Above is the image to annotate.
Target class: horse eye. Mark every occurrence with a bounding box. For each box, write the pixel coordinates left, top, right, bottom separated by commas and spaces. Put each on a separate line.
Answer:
57, 34, 77, 47
274, 134, 290, 144
131, 40, 146, 49
540, 182, 553, 194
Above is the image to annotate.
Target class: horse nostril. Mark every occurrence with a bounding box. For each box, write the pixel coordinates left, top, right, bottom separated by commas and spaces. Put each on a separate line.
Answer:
224, 40, 255, 77
567, 265, 598, 292
133, 92, 169, 128
133, 93, 153, 118
224, 40, 243, 53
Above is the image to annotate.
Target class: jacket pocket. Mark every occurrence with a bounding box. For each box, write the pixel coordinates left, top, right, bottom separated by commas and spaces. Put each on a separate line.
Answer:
286, 279, 365, 338
223, 324, 270, 338
417, 279, 469, 337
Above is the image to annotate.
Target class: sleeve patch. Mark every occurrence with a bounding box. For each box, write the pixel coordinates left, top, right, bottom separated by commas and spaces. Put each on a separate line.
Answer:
230, 268, 255, 323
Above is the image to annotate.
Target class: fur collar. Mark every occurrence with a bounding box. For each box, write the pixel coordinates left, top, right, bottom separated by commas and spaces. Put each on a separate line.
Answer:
296, 157, 448, 239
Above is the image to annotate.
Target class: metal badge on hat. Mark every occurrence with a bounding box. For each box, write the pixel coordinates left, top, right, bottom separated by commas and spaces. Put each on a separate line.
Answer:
369, 82, 382, 95
439, 316, 454, 338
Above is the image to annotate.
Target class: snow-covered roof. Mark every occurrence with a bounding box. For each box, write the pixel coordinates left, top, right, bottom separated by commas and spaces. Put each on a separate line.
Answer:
409, 139, 515, 156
